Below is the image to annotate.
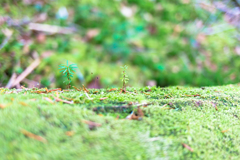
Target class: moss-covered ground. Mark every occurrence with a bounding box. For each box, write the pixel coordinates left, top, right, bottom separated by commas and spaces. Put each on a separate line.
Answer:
1, 85, 240, 160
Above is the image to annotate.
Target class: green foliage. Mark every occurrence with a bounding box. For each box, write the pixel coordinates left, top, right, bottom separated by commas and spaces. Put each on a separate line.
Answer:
58, 60, 78, 89
1, 1, 240, 88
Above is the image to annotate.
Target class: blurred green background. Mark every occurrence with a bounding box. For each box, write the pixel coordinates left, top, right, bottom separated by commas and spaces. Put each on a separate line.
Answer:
0, 0, 240, 88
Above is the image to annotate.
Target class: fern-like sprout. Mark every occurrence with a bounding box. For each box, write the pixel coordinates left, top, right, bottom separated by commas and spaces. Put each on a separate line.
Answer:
58, 60, 78, 89
120, 65, 129, 92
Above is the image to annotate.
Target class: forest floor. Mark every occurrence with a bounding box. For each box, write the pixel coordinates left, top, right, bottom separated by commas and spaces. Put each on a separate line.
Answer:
1, 85, 240, 160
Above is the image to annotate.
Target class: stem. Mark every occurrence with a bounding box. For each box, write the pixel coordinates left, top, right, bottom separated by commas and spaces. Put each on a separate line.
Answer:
123, 72, 126, 92
67, 72, 70, 89
68, 81, 70, 89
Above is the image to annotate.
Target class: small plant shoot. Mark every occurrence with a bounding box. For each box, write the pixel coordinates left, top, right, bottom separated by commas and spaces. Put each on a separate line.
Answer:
120, 65, 129, 92
59, 60, 78, 89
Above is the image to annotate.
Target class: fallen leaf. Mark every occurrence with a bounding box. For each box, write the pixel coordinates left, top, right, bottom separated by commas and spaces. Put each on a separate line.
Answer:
130, 113, 140, 120
49, 88, 62, 92
128, 102, 133, 105
108, 88, 117, 92
193, 94, 201, 97
31, 90, 46, 94
82, 120, 102, 130
20, 129, 47, 143
100, 97, 108, 101
73, 86, 81, 91
115, 115, 119, 120
20, 102, 28, 106
98, 114, 104, 117
82, 84, 89, 93
29, 98, 37, 101
221, 130, 228, 133
182, 143, 194, 152
0, 104, 7, 109
65, 131, 74, 136
31, 88, 61, 94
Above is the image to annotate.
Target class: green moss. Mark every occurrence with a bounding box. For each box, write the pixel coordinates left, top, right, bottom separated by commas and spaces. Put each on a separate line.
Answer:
1, 85, 240, 159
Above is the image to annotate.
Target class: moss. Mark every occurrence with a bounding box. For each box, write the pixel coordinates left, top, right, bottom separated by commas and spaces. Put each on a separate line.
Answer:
1, 85, 240, 159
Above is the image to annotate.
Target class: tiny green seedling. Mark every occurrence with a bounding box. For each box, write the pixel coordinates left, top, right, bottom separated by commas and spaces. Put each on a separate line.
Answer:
120, 65, 129, 92
59, 60, 78, 89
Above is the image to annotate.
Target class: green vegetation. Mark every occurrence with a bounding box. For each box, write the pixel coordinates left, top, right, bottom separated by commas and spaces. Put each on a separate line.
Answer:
58, 60, 78, 89
1, 85, 240, 159
1, 1, 240, 88
1, 1, 240, 159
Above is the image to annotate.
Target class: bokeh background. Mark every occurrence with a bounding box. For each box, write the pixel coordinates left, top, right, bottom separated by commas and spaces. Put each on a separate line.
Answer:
0, 0, 240, 89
